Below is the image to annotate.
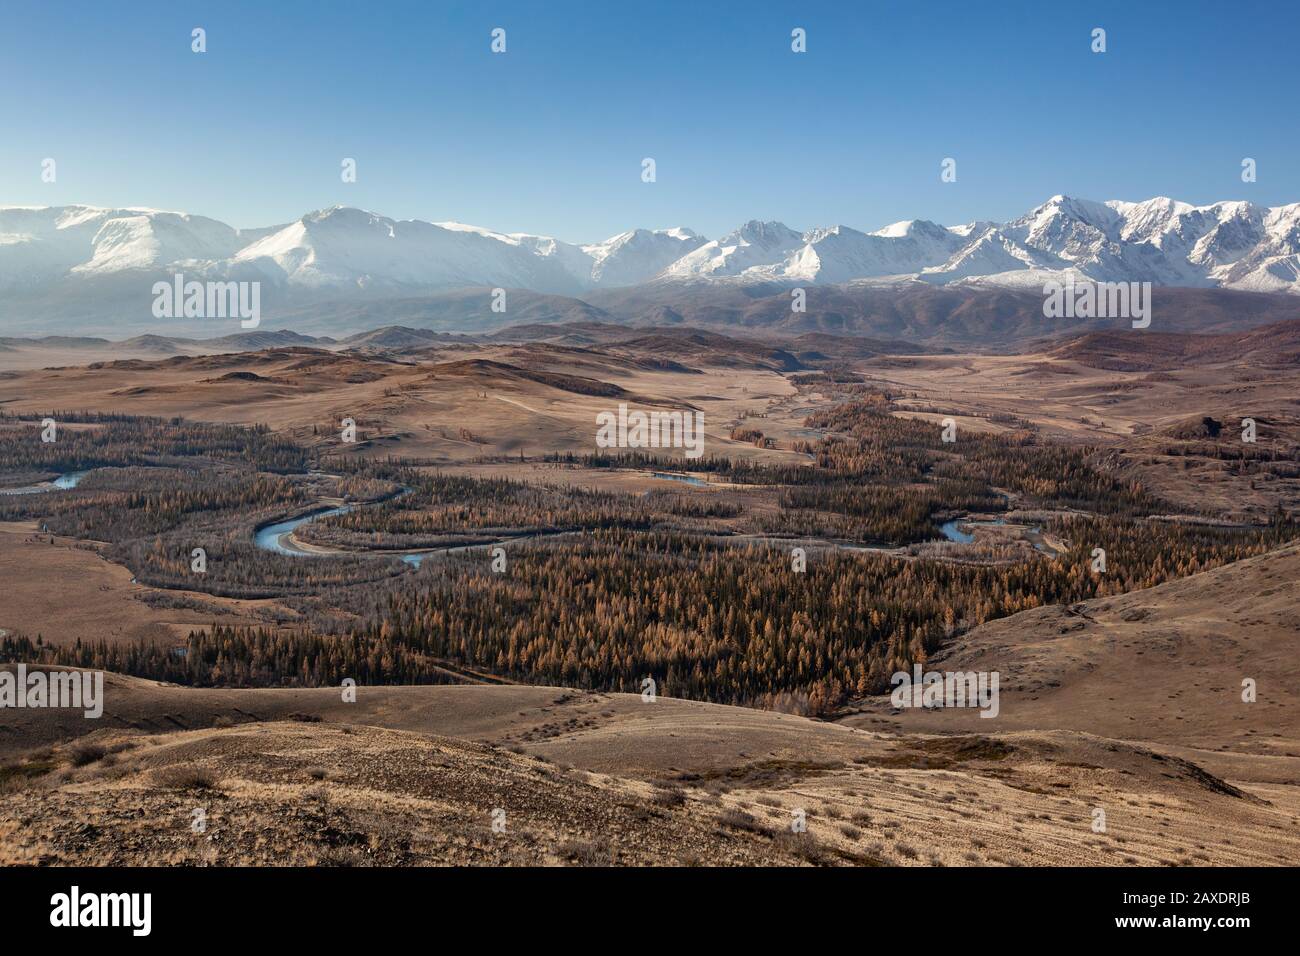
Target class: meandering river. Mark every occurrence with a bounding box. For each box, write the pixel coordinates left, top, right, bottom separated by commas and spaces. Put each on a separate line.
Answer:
0, 470, 89, 496
3, 469, 1062, 563
252, 504, 443, 567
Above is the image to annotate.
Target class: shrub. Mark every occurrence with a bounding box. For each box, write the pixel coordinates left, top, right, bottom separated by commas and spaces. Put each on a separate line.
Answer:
650, 788, 686, 808
69, 744, 107, 767
156, 765, 220, 791
718, 808, 767, 834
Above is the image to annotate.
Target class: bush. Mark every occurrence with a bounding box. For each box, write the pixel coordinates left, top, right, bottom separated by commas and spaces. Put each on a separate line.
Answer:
773, 830, 834, 866
650, 788, 686, 808
557, 839, 610, 866
156, 765, 220, 791
69, 743, 107, 767
717, 808, 767, 834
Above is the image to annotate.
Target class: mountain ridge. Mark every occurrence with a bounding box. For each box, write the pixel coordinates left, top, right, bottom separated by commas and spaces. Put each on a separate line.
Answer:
3, 197, 1299, 340
4, 195, 1298, 297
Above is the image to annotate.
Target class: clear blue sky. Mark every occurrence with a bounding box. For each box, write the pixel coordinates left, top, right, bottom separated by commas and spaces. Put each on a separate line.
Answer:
1, 0, 1295, 241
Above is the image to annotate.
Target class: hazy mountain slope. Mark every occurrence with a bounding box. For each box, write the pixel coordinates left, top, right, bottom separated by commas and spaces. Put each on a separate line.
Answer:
255, 287, 614, 336
0, 206, 244, 289
588, 281, 1300, 346
3, 197, 1299, 338
229, 208, 591, 294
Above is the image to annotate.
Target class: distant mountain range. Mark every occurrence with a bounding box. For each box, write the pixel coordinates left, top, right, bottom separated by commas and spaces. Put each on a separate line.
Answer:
7, 318, 1298, 378
1, 196, 1298, 340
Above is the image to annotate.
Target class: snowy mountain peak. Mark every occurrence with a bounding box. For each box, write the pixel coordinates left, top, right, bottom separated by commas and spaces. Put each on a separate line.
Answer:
870, 219, 949, 240
581, 226, 708, 286
724, 220, 802, 245
1, 197, 1298, 303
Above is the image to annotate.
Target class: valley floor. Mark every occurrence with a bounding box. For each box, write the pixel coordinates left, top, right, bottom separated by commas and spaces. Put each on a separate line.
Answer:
3, 541, 1298, 867
1, 329, 1296, 866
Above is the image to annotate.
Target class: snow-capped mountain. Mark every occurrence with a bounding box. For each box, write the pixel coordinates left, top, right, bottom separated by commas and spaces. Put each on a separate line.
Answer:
2, 197, 1299, 315
662, 220, 804, 279
582, 227, 706, 287
0, 205, 249, 288
228, 208, 593, 294
916, 195, 1300, 294
662, 218, 968, 283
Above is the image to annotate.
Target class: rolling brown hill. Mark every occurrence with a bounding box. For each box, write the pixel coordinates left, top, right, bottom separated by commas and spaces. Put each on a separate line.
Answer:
1048, 318, 1300, 371
838, 541, 1300, 767
4, 542, 1300, 867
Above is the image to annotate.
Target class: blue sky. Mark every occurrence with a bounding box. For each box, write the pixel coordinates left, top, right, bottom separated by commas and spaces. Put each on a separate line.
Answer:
1, 0, 1296, 241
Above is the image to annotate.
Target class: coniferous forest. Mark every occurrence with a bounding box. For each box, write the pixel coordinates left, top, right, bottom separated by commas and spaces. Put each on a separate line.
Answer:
1, 408, 1293, 715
